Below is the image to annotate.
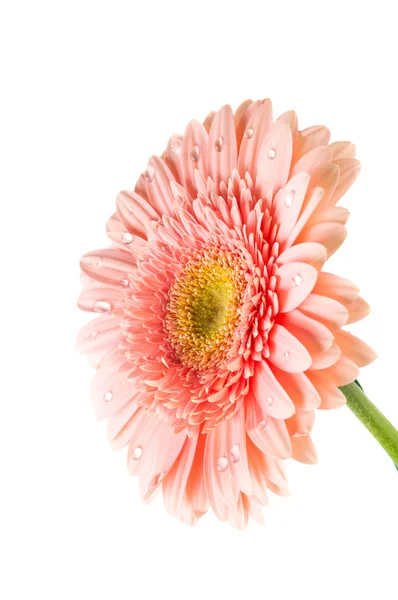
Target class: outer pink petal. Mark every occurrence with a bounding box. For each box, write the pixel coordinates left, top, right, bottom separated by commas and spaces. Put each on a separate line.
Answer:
313, 272, 359, 305
80, 249, 136, 288
181, 119, 208, 197
256, 123, 293, 199
346, 296, 371, 324
335, 330, 377, 367
144, 156, 177, 215
208, 105, 237, 186
251, 360, 296, 419
276, 262, 318, 313
268, 324, 312, 373
291, 435, 318, 464
299, 294, 348, 330
246, 391, 292, 460
276, 242, 327, 271
238, 100, 273, 177
270, 366, 321, 409
273, 172, 311, 244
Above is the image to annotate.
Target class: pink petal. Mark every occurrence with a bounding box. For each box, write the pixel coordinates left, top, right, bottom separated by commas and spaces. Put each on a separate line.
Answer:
330, 158, 361, 205
280, 309, 334, 355
144, 156, 177, 215
330, 141, 356, 160
234, 99, 261, 148
308, 343, 341, 370
76, 314, 121, 368
286, 410, 315, 437
277, 262, 318, 313
276, 110, 298, 138
321, 355, 359, 386
246, 392, 292, 459
270, 366, 321, 409
181, 120, 208, 197
306, 372, 347, 409
256, 123, 293, 199
162, 429, 200, 519
80, 249, 136, 288
273, 172, 311, 244
299, 294, 348, 330
90, 360, 138, 420
313, 272, 359, 305
268, 324, 312, 373
208, 105, 237, 186
346, 296, 371, 324
116, 190, 159, 237
238, 100, 273, 177
292, 145, 332, 177
298, 222, 347, 257
291, 435, 318, 464
335, 330, 377, 367
251, 359, 296, 419
277, 242, 327, 271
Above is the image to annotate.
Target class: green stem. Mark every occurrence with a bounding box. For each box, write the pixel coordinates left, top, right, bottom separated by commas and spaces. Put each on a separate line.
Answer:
340, 381, 398, 466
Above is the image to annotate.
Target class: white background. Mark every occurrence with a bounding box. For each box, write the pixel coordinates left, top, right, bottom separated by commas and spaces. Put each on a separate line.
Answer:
1, 1, 397, 599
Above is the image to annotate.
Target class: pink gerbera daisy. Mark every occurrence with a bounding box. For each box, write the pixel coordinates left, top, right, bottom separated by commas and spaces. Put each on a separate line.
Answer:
77, 99, 376, 528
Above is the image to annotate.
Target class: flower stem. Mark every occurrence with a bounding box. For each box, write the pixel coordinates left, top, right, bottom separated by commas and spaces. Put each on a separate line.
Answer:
340, 381, 398, 466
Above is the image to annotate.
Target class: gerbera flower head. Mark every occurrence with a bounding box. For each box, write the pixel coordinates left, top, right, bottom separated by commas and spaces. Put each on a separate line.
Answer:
77, 99, 375, 528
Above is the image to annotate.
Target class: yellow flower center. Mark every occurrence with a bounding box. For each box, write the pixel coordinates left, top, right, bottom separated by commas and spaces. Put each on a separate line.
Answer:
166, 250, 245, 371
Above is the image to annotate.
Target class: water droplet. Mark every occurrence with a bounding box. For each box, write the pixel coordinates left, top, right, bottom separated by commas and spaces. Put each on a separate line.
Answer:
122, 232, 133, 244
283, 351, 290, 361
90, 331, 98, 341
245, 127, 254, 139
284, 191, 295, 207
170, 137, 182, 155
267, 148, 276, 160
132, 446, 143, 460
144, 472, 166, 501
292, 274, 302, 287
190, 144, 200, 162
120, 278, 129, 288
214, 136, 224, 152
230, 444, 240, 463
267, 396, 273, 406
103, 391, 113, 402
257, 419, 268, 430
217, 456, 228, 472
144, 165, 155, 182
92, 256, 102, 268
94, 300, 111, 313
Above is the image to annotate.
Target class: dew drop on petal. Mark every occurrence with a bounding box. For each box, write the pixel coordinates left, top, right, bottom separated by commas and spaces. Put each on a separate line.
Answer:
92, 256, 102, 268
144, 165, 155, 182
120, 278, 129, 288
245, 127, 254, 139
267, 396, 273, 406
214, 136, 224, 152
284, 191, 295, 207
257, 419, 268, 430
94, 300, 111, 313
103, 391, 113, 402
217, 456, 228, 472
230, 444, 241, 463
132, 446, 143, 460
292, 274, 302, 287
144, 471, 166, 501
284, 351, 290, 361
190, 144, 200, 162
170, 137, 183, 155
267, 148, 276, 160
122, 232, 133, 244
